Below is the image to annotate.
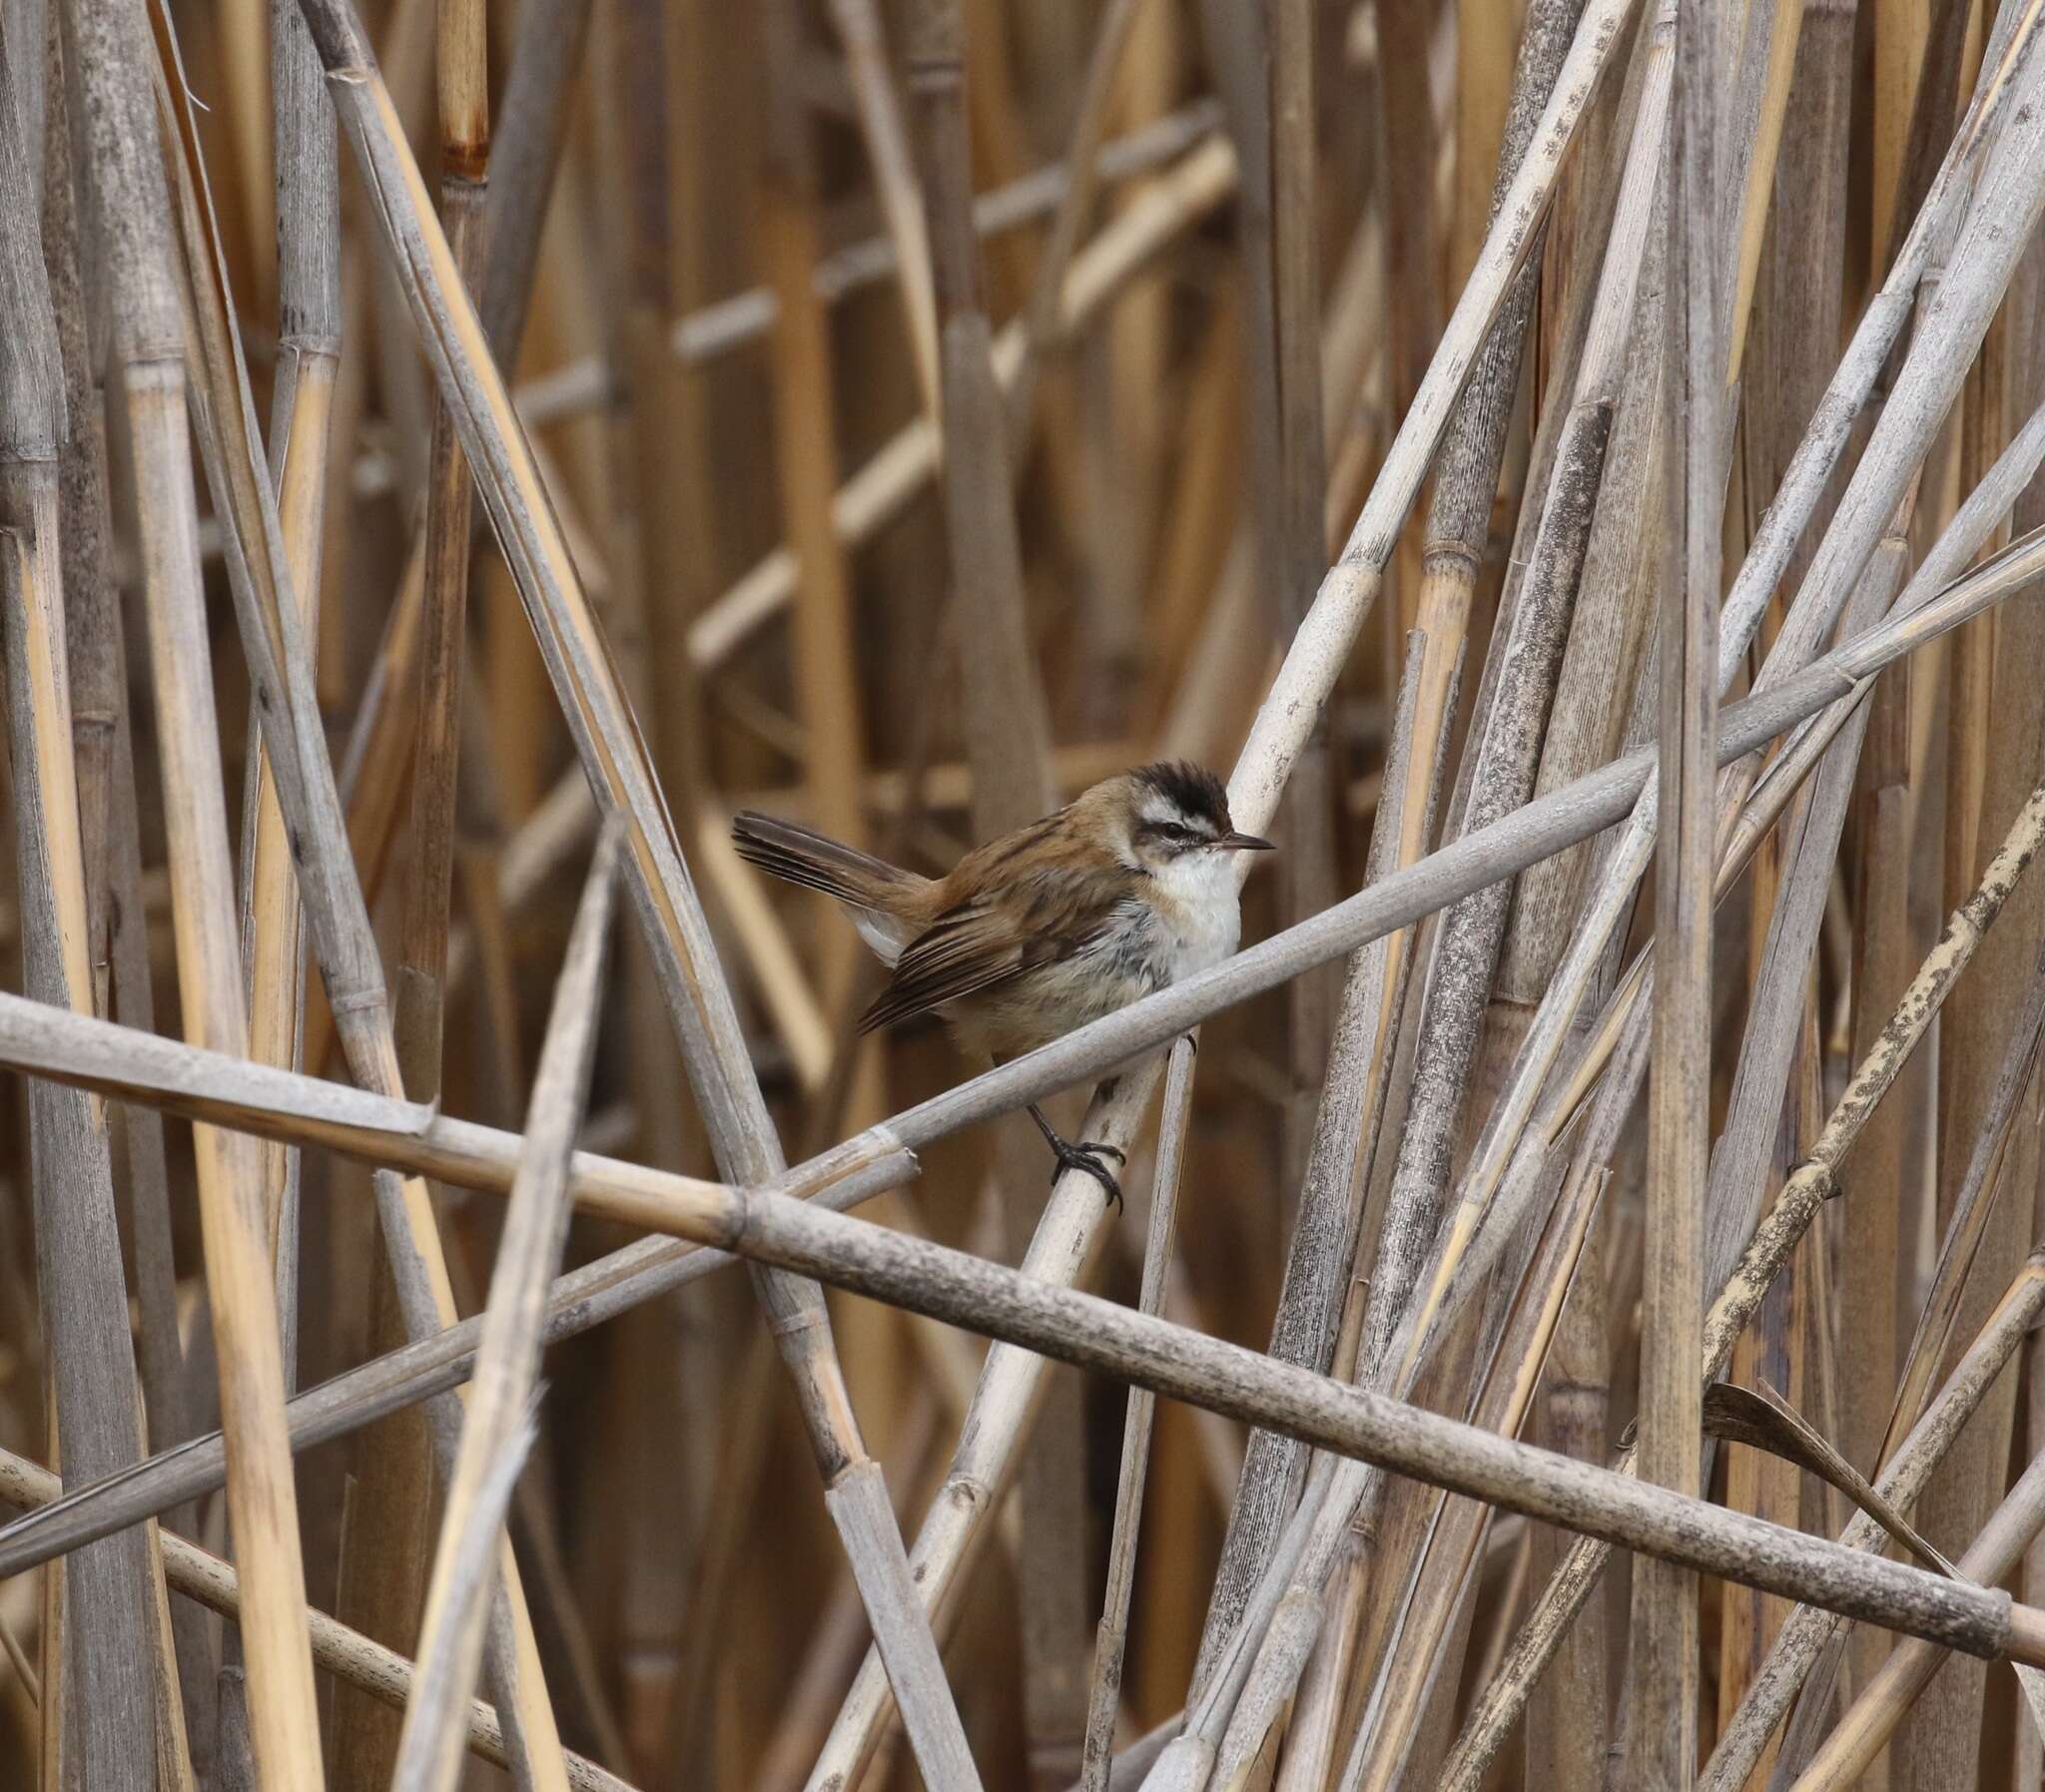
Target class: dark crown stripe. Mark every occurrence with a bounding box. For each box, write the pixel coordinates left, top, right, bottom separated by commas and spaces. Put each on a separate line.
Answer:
1133, 760, 1230, 830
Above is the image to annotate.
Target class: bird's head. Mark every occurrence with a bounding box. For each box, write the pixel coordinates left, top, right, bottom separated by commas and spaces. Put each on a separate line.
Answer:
1089, 761, 1275, 874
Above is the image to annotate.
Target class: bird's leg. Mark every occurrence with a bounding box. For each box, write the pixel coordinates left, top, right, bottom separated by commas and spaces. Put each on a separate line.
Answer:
1025, 1101, 1124, 1212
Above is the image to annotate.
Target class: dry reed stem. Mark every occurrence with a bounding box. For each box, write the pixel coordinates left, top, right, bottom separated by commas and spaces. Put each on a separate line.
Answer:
60, 0, 326, 1780
498, 101, 1219, 428
0, 509, 2022, 1557
759, 0, 871, 1014
1081, 1039, 1197, 1792
1437, 774, 2045, 1791
238, 0, 338, 1376
803, 22, 1641, 1737
1004, 0, 1148, 452
1698, 1261, 2045, 1788
1226, 0, 1639, 838
1191, 629, 1437, 1715
391, 828, 618, 1792
290, 8, 979, 1777
1786, 1441, 2045, 1788
520, 1155, 2045, 1668
1336, 1116, 1624, 1792
42, 27, 202, 1724
7, 1060, 2015, 1691
0, 517, 2020, 1775
0, 93, 166, 1775
1883, 955, 2045, 1456
1193, 0, 1592, 1745
822, 0, 941, 421
148, 20, 575, 1778
0, 1447, 635, 1792
1442, 0, 2045, 1272
1619, 0, 1719, 1759
391, 0, 489, 1105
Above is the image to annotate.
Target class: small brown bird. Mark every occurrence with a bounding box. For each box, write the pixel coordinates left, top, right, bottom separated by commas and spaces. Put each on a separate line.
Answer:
733, 761, 1273, 1206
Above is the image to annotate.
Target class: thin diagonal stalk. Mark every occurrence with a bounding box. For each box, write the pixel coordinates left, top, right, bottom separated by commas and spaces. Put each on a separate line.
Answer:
0, 1448, 635, 1792
1436, 776, 2045, 1791
1080, 1038, 1197, 1792
147, 21, 575, 1783
1699, 986, 2045, 1789
687, 130, 1238, 672
1785, 1444, 2045, 1788
291, 9, 981, 1777
392, 829, 619, 1792
0, 532, 2026, 1591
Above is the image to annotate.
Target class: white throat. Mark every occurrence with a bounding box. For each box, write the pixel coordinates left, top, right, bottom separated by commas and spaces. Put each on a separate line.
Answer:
1151, 849, 1242, 977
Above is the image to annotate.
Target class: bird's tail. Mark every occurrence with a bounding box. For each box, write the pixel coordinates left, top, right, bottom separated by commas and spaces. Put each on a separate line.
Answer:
730, 811, 922, 914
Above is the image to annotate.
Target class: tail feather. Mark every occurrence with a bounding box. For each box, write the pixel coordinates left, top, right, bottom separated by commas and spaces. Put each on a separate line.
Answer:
731, 812, 911, 901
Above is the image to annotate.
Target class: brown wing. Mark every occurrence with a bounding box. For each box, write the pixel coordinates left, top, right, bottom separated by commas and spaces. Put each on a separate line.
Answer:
857, 866, 1134, 1035
857, 901, 1029, 1034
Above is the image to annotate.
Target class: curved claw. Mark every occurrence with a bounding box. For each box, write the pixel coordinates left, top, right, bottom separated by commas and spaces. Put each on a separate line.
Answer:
1051, 1138, 1125, 1212
1023, 1102, 1125, 1211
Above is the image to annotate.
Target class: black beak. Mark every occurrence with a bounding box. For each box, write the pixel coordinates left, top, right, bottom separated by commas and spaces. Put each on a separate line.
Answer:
1218, 830, 1275, 853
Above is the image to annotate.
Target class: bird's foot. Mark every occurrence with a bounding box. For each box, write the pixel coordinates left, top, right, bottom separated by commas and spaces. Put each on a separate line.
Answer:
1049, 1136, 1126, 1212
1026, 1103, 1126, 1212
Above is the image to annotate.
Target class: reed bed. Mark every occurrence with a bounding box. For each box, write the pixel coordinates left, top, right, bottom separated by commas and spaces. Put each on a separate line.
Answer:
21, 0, 2045, 1786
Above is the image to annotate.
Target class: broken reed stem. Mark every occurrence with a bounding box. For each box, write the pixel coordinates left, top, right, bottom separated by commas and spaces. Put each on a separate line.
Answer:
60, 0, 325, 1781
1787, 1441, 2045, 1789
392, 831, 618, 1792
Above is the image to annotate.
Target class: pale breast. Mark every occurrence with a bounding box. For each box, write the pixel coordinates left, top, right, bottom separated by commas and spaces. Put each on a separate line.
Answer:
942, 864, 1241, 1058
1145, 850, 1243, 981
